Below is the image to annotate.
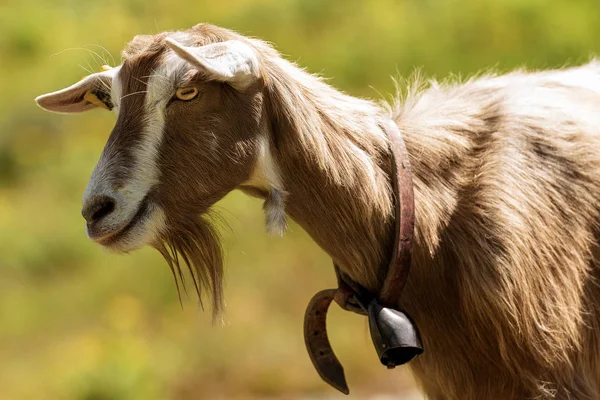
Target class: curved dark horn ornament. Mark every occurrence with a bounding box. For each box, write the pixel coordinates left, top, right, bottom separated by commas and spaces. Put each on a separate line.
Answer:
303, 289, 349, 395
304, 290, 423, 394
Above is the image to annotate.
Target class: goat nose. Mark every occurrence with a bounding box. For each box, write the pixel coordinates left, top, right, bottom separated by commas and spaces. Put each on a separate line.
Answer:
82, 196, 116, 223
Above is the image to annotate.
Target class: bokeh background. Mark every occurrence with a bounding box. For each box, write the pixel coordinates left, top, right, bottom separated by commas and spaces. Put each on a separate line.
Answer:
1, 0, 600, 399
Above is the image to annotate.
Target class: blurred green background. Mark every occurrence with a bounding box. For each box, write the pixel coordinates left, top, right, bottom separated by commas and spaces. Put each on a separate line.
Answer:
1, 0, 599, 399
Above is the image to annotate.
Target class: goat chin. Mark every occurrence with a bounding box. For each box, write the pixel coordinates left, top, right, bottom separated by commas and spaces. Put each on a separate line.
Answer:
153, 213, 224, 321
90, 200, 167, 254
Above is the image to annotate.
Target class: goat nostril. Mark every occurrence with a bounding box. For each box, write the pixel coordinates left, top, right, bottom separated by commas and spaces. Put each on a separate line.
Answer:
83, 197, 116, 223
92, 201, 115, 221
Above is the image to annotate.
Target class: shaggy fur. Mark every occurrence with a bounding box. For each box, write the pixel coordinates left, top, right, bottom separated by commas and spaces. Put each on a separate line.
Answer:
37, 24, 600, 399
398, 66, 600, 399
154, 214, 224, 319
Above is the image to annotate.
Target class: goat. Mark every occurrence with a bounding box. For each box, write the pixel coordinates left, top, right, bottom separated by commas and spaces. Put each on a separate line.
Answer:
36, 24, 600, 399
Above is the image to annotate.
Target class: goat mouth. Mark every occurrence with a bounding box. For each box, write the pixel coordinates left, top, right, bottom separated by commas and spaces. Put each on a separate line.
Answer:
90, 197, 150, 247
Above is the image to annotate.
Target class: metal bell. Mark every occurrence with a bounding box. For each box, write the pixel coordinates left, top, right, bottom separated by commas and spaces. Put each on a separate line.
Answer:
367, 300, 423, 368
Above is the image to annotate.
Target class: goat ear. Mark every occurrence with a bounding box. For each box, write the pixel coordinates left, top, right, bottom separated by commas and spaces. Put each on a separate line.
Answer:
165, 38, 260, 89
35, 67, 116, 113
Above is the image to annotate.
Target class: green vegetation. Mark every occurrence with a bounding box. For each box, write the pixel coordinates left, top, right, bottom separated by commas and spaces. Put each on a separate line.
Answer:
1, 0, 599, 398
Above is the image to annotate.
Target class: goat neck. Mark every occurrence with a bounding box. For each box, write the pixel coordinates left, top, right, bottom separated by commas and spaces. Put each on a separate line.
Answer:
257, 56, 398, 294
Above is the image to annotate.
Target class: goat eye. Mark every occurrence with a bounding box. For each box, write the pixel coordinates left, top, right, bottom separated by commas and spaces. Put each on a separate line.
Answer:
175, 87, 199, 101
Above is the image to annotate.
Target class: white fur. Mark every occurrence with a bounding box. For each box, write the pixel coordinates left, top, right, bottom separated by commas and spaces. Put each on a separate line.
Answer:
244, 135, 288, 236
111, 65, 122, 114
245, 135, 284, 191
107, 204, 167, 252
83, 64, 172, 250
165, 38, 260, 89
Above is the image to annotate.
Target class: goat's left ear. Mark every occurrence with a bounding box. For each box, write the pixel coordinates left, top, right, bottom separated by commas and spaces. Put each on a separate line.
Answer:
35, 66, 116, 113
165, 38, 260, 90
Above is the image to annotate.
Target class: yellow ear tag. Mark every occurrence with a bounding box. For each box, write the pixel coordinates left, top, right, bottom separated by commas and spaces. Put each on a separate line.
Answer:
79, 65, 113, 109
83, 91, 110, 110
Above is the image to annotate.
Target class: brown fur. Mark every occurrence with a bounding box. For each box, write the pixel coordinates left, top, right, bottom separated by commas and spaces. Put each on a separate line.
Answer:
40, 23, 600, 399
163, 27, 600, 398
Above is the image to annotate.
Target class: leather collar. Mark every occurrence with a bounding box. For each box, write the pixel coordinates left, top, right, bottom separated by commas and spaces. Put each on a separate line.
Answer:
303, 120, 422, 394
